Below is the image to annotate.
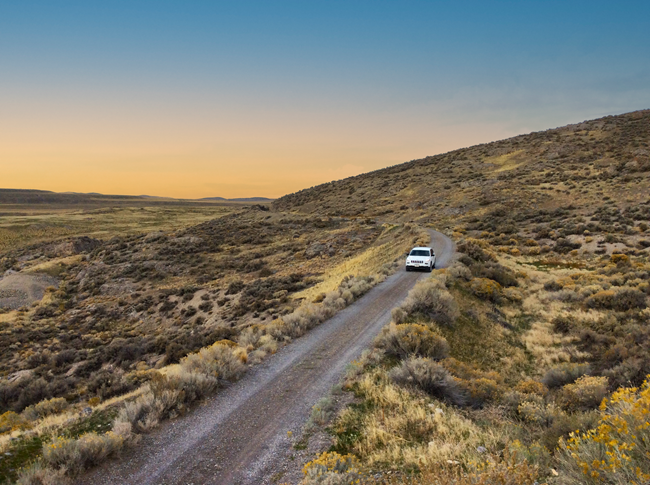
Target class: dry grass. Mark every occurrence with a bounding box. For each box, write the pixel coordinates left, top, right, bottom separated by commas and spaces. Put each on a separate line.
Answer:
521, 322, 573, 367
0, 205, 235, 253
337, 371, 504, 470
293, 224, 426, 303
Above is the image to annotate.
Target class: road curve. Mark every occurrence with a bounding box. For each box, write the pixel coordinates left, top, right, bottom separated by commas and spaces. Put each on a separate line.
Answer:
79, 229, 455, 485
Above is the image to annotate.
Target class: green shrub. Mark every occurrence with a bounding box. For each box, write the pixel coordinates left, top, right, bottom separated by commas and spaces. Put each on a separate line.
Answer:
554, 238, 582, 254
399, 278, 459, 326
585, 288, 647, 311
389, 357, 466, 406
225, 280, 244, 295
309, 396, 336, 426
471, 261, 519, 287
198, 301, 213, 312
375, 323, 449, 360
41, 427, 129, 474
539, 409, 599, 452
551, 314, 575, 334
15, 461, 67, 485
22, 397, 69, 421
503, 390, 543, 414
542, 363, 590, 389
459, 377, 503, 408
457, 238, 496, 262
544, 280, 564, 292
180, 341, 246, 381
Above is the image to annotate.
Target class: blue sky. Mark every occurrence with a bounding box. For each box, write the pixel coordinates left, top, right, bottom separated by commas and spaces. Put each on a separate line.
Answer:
1, 1, 649, 197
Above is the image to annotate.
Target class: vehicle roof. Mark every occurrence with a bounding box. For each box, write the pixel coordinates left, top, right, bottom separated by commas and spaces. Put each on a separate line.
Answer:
410, 247, 433, 250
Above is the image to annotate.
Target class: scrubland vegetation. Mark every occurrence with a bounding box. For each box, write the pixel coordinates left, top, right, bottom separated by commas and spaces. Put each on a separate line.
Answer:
300, 237, 649, 484
0, 197, 422, 482
3, 109, 650, 483
289, 111, 650, 484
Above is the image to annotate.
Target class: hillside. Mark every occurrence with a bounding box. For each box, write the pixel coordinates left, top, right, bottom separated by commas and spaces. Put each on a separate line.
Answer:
275, 110, 650, 485
274, 109, 650, 228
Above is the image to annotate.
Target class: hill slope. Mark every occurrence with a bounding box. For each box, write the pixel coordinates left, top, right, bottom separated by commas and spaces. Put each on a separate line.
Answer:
274, 109, 650, 228
273, 110, 650, 485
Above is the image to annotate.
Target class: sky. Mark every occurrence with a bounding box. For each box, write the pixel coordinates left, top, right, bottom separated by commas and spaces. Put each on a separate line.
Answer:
1, 1, 649, 199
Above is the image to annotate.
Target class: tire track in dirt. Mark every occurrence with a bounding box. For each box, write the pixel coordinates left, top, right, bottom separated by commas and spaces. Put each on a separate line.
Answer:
79, 230, 454, 485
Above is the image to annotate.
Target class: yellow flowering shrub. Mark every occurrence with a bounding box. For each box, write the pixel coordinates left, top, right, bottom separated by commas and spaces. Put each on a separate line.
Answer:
470, 278, 503, 302
515, 380, 548, 396
302, 451, 364, 484
557, 376, 609, 412
610, 253, 630, 266
0, 411, 31, 434
459, 377, 503, 407
556, 375, 650, 484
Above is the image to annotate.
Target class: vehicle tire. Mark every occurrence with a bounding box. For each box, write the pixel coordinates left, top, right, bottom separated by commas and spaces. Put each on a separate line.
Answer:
427, 264, 433, 272
406, 266, 411, 272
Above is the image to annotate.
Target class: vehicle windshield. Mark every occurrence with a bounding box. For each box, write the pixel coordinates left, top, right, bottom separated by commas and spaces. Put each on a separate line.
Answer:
409, 249, 430, 256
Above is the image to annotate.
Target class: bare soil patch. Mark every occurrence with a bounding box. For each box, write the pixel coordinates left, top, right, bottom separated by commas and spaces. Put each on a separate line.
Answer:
0, 273, 58, 309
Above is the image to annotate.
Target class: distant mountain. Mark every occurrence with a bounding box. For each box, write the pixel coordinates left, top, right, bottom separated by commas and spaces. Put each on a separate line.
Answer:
0, 189, 274, 206
199, 196, 274, 202
0, 189, 141, 205
220, 197, 273, 202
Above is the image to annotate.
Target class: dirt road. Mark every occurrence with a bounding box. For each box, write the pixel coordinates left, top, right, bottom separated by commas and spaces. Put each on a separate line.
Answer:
80, 229, 454, 485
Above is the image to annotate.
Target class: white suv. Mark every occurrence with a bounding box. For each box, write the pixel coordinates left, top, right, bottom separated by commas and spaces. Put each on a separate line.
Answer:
405, 247, 436, 272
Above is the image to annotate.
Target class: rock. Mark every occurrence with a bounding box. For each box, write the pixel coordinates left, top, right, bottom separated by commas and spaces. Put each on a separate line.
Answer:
72, 237, 101, 253
100, 278, 136, 296
144, 231, 165, 242
305, 243, 327, 259
477, 446, 487, 453
51, 236, 101, 256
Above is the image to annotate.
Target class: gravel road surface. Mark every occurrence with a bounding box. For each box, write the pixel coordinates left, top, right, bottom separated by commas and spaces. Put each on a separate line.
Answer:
79, 229, 454, 485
